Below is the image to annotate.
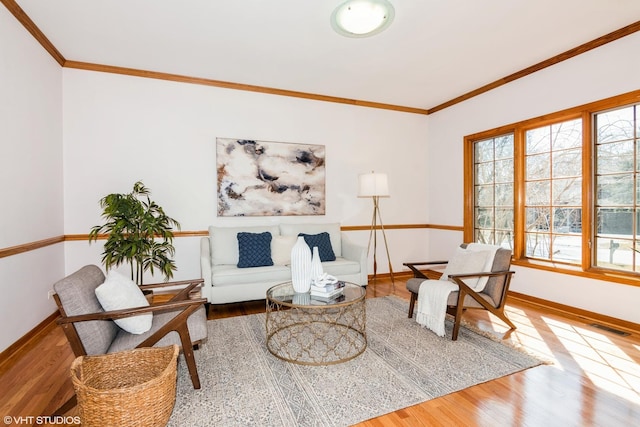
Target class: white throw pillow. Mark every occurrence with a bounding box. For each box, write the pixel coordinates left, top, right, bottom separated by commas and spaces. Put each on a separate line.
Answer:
440, 247, 493, 291
271, 235, 297, 265
95, 271, 153, 334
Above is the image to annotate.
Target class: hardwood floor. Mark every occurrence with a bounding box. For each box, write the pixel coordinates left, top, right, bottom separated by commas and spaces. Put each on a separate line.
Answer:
1, 278, 639, 426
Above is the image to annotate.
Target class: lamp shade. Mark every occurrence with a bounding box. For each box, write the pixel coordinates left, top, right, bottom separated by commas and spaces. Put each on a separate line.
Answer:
358, 172, 389, 197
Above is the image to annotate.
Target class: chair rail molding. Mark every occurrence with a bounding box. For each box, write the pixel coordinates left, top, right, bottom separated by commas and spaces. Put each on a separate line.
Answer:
1, 224, 452, 258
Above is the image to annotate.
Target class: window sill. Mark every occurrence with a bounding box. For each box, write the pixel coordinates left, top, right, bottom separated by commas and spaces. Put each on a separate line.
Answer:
511, 258, 640, 288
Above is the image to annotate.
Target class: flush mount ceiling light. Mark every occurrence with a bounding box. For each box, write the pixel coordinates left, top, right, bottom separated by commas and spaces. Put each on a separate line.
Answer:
331, 0, 395, 38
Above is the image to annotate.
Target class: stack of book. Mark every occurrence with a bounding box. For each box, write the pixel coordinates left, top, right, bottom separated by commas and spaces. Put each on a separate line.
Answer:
310, 280, 346, 301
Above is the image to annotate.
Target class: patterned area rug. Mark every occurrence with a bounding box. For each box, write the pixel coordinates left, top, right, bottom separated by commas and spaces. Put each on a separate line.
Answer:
168, 296, 542, 426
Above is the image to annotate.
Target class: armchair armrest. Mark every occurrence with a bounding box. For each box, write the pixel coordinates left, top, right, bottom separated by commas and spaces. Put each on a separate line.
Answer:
200, 237, 212, 300
140, 279, 203, 302
57, 298, 207, 324
446, 270, 514, 280
403, 261, 449, 266
402, 260, 449, 279
341, 233, 367, 286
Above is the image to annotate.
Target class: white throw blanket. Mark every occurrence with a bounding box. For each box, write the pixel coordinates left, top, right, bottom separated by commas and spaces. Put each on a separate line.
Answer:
415, 279, 458, 337
415, 244, 500, 336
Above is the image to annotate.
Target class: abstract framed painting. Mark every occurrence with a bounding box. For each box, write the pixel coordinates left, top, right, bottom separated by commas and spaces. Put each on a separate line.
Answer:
216, 138, 326, 216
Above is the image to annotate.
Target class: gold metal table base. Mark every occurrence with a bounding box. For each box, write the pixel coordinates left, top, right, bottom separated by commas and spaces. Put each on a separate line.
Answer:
265, 283, 366, 365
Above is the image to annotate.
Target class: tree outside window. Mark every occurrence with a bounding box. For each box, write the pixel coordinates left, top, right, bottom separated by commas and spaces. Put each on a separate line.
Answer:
595, 105, 640, 272
524, 118, 582, 263
467, 91, 640, 282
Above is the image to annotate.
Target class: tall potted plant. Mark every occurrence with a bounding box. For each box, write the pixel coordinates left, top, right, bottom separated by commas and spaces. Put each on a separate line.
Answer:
89, 181, 181, 285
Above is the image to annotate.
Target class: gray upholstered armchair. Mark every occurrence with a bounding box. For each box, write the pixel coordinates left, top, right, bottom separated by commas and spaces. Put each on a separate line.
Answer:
53, 265, 208, 390
404, 244, 516, 340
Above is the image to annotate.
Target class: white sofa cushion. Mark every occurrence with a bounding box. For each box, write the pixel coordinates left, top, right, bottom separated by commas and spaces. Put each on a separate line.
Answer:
271, 235, 297, 265
209, 225, 280, 266
212, 264, 291, 286
279, 223, 342, 257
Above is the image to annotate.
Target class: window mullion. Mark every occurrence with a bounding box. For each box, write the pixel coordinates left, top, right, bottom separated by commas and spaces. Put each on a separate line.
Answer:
582, 111, 593, 269
513, 129, 526, 260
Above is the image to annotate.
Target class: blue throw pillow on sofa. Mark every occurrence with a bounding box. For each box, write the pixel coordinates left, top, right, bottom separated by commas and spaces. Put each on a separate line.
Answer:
299, 232, 336, 262
237, 232, 274, 268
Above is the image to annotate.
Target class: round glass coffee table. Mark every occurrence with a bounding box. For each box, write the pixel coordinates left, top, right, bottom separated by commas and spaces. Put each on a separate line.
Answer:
265, 281, 367, 365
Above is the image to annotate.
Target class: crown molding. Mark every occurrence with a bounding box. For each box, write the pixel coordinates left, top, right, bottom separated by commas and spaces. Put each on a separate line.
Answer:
0, 0, 65, 65
62, 60, 430, 115
428, 20, 640, 114
3, 1, 640, 115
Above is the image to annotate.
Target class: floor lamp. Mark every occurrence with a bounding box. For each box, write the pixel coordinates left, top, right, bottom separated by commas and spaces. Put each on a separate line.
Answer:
358, 172, 394, 286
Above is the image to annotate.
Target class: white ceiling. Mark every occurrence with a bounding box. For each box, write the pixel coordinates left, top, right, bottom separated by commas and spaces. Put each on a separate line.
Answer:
14, 0, 640, 111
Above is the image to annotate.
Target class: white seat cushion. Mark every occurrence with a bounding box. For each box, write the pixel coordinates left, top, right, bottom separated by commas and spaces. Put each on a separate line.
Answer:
108, 305, 207, 353
212, 264, 291, 286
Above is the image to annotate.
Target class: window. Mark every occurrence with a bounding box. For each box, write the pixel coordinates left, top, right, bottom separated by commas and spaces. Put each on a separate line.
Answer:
465, 89, 640, 285
473, 134, 514, 249
524, 119, 582, 263
594, 105, 640, 272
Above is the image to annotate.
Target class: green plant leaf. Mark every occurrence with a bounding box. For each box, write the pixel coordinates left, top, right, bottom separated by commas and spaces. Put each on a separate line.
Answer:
88, 181, 181, 284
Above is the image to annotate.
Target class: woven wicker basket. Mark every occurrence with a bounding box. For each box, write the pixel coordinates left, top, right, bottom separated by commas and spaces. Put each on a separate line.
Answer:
71, 345, 179, 427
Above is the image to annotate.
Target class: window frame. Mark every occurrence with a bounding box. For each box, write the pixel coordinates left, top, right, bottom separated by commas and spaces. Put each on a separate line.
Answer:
464, 89, 640, 287
471, 133, 516, 249
521, 116, 584, 265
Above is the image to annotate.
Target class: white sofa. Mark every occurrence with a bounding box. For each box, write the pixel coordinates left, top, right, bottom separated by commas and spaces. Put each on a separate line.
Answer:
200, 223, 367, 304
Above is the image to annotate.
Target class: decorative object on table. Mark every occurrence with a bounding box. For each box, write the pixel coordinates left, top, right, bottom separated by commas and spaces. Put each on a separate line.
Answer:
216, 137, 326, 216
88, 181, 180, 285
310, 287, 344, 302
290, 235, 312, 292
312, 272, 339, 287
71, 345, 179, 427
310, 246, 324, 284
358, 171, 394, 286
310, 278, 345, 301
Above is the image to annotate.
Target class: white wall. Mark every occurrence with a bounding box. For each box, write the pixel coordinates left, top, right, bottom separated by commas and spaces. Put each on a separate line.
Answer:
426, 32, 640, 323
61, 69, 430, 283
5, 5, 638, 355
0, 7, 64, 351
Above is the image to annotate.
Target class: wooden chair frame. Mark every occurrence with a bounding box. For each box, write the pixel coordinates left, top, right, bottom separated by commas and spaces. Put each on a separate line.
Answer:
54, 278, 207, 389
404, 261, 516, 340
